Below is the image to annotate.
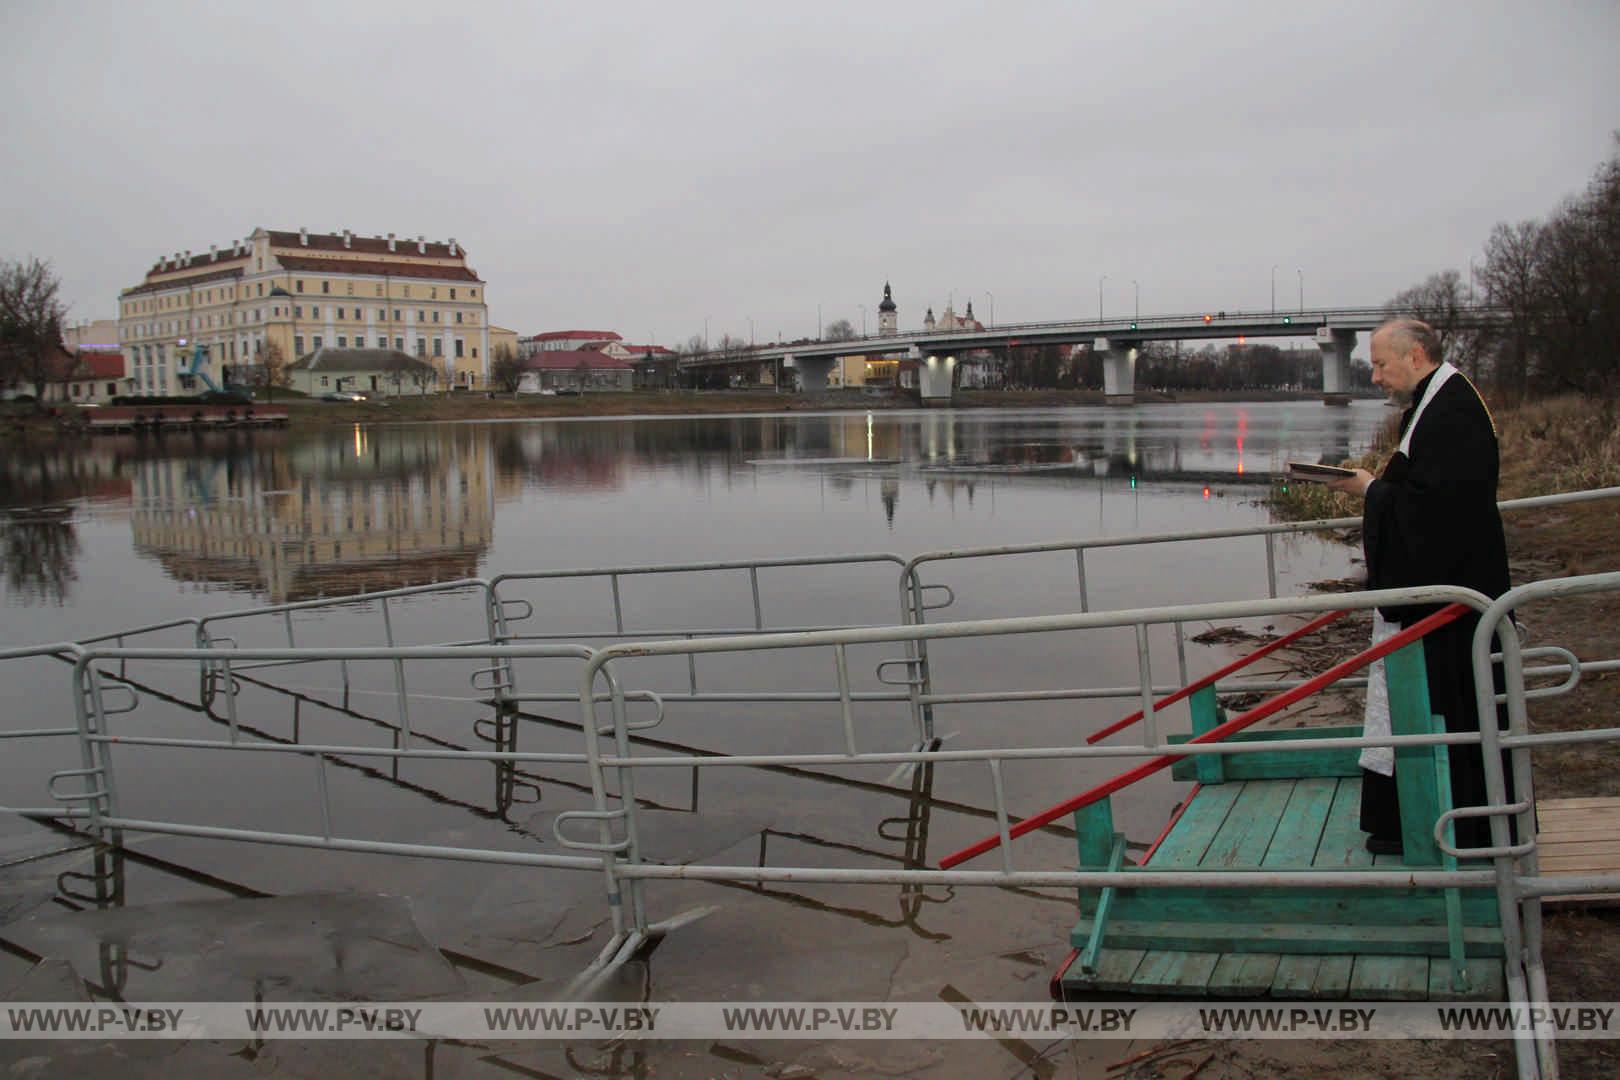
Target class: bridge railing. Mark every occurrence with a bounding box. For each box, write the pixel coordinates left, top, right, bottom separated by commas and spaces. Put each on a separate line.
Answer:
682, 305, 1512, 364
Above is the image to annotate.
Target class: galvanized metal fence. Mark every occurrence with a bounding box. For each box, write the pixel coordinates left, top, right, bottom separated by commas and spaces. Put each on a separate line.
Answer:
2, 487, 1617, 1078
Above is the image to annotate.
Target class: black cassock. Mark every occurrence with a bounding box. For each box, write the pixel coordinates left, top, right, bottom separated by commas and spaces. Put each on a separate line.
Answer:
1359, 367, 1512, 850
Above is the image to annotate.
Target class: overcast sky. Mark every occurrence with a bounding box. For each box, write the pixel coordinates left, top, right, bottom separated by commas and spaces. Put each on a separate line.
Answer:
3, 2, 1616, 347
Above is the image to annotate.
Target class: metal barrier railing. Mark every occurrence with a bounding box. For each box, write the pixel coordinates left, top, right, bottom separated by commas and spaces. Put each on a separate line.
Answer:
6, 490, 1619, 1078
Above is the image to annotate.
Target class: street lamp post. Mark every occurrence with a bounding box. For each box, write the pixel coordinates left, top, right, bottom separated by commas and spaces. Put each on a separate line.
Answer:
1270, 264, 1277, 315
1132, 280, 1139, 322
858, 304, 867, 337
985, 291, 995, 327
817, 302, 822, 340
704, 315, 710, 352
1098, 275, 1107, 320
747, 316, 755, 347
1296, 269, 1303, 314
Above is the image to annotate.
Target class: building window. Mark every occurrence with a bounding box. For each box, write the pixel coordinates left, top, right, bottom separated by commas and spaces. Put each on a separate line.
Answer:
320, 376, 329, 387
257, 283, 263, 296
337, 335, 347, 348
449, 288, 457, 300
294, 335, 304, 356
296, 280, 304, 293
392, 309, 401, 321
455, 311, 462, 324
472, 347, 478, 358
455, 338, 464, 358
335, 308, 343, 320
376, 308, 385, 321
432, 311, 439, 323
415, 338, 425, 356
346, 282, 353, 295
433, 339, 442, 357
417, 310, 424, 321
313, 336, 322, 350
403, 286, 411, 297
72, 383, 81, 398
322, 281, 330, 294
311, 306, 319, 318
294, 306, 302, 318
394, 337, 404, 350
471, 289, 477, 298
106, 382, 116, 396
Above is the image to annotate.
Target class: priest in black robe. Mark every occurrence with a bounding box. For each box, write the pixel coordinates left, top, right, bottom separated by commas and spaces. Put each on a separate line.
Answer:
1328, 318, 1511, 852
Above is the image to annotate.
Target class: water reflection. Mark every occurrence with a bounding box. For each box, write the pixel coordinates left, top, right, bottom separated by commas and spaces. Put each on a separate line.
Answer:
0, 403, 1384, 613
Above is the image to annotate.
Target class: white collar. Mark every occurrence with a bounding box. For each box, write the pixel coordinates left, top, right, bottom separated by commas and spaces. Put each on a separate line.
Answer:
1396, 361, 1458, 457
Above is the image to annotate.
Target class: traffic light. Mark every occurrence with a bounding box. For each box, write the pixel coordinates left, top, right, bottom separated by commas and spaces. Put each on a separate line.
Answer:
1129, 321, 1138, 330
1283, 315, 1293, 325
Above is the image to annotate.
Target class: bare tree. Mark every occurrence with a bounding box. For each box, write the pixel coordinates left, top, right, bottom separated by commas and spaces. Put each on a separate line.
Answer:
258, 341, 290, 402
0, 257, 67, 404
824, 318, 858, 341
490, 343, 524, 393
573, 356, 593, 392
409, 364, 435, 395
1383, 269, 1483, 380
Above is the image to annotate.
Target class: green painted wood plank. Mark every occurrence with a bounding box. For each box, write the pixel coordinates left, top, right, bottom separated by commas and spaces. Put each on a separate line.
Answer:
1189, 685, 1225, 784
1428, 958, 1506, 1001
1262, 777, 1338, 868
1130, 950, 1219, 995
1350, 955, 1431, 1000
1201, 780, 1293, 868
1385, 643, 1444, 867
1208, 953, 1281, 997
1270, 955, 1324, 996
1105, 883, 1500, 928
1073, 798, 1115, 867
1311, 956, 1354, 998
1169, 726, 1365, 782
1066, 948, 1146, 993
1149, 783, 1242, 869
1071, 918, 1504, 958
1314, 777, 1374, 868
1372, 853, 1404, 867
1270, 954, 1355, 999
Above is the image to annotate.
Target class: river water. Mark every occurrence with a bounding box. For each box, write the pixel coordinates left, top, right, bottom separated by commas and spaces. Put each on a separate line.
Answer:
0, 400, 1387, 1076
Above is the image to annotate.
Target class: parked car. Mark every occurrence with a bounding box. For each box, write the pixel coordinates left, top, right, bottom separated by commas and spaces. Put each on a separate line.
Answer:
321, 391, 367, 402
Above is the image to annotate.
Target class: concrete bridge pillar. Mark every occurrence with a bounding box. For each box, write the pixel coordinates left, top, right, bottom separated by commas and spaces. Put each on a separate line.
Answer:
787, 354, 836, 393
1099, 338, 1137, 405
916, 352, 956, 407
1315, 328, 1356, 406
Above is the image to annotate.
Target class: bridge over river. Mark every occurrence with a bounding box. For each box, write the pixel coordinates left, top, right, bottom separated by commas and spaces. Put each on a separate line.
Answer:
681, 305, 1508, 405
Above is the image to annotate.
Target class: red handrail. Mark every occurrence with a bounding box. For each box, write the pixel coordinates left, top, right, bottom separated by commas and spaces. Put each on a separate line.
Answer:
1086, 609, 1350, 744
938, 602, 1469, 869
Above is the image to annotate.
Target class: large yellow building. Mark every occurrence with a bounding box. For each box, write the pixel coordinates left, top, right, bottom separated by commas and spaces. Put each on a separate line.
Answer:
118, 227, 491, 396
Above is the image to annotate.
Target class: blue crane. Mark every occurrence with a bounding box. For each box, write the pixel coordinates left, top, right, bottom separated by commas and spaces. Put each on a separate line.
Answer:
176, 339, 223, 393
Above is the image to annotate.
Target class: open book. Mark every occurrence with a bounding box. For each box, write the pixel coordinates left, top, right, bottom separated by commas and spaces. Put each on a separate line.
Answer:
1286, 461, 1356, 483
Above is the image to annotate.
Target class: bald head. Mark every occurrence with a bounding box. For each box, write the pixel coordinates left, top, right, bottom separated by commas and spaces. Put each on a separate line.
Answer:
1374, 318, 1442, 370
1370, 318, 1443, 404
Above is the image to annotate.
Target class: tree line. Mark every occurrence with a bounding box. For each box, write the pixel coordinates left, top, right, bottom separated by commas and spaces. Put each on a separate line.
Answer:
1389, 141, 1618, 398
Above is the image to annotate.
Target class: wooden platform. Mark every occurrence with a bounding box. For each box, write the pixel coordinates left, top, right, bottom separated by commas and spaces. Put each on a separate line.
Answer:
1537, 796, 1620, 907
1063, 774, 1506, 1001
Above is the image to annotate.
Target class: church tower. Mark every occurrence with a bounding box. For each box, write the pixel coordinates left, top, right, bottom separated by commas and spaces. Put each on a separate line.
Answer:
878, 281, 898, 336
924, 306, 936, 331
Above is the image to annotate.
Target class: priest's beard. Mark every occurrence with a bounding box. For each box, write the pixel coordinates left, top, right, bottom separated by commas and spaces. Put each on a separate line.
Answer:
1387, 386, 1415, 407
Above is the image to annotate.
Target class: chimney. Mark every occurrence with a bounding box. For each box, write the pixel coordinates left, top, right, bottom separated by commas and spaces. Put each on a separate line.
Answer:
387, 232, 396, 252
448, 238, 458, 257
209, 244, 217, 262
342, 229, 352, 249
299, 227, 309, 246
184, 250, 192, 264
416, 235, 426, 254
